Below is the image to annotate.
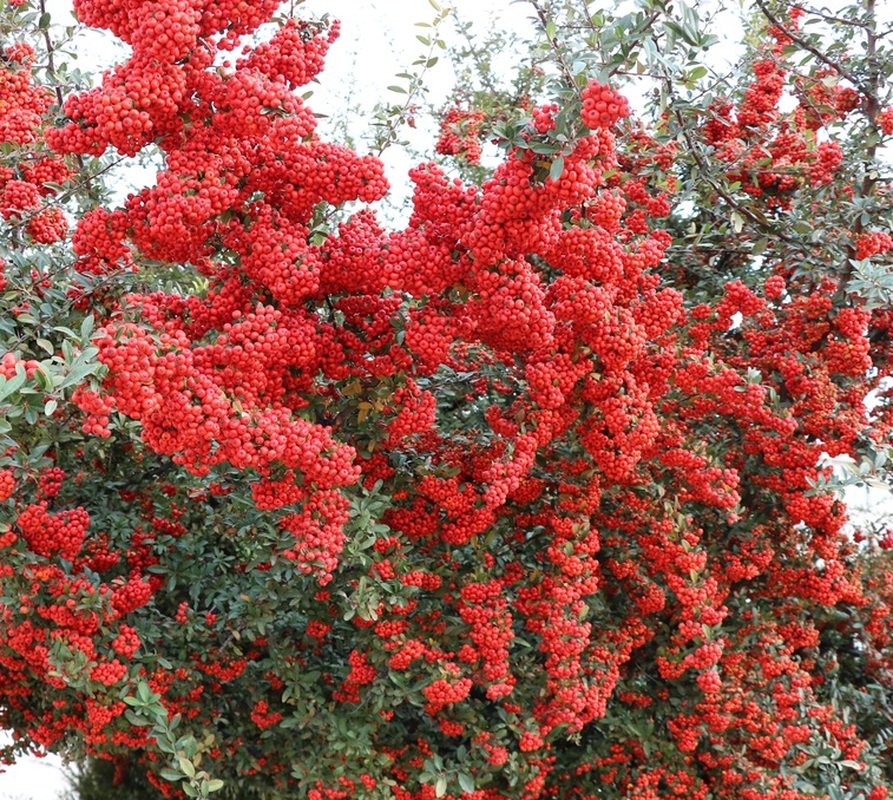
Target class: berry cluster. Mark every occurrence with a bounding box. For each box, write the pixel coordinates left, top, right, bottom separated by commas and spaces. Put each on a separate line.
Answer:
580, 80, 630, 129
0, 41, 71, 244
17, 503, 90, 560
435, 106, 486, 164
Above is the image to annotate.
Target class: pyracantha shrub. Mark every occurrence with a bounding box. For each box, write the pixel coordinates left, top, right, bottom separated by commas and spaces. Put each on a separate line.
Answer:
1, 0, 893, 799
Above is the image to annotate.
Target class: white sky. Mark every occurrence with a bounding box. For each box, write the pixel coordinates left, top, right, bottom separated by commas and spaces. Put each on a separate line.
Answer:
0, 730, 67, 800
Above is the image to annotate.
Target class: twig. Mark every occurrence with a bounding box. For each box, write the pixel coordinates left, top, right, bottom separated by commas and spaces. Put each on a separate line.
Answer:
371, 8, 449, 158
754, 0, 872, 96
669, 103, 802, 248
447, 9, 501, 96
37, 0, 102, 203
37, 0, 64, 107
527, 0, 580, 90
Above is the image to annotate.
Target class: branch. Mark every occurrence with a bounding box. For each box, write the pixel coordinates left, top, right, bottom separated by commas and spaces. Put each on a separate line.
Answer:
527, 0, 579, 91
795, 2, 893, 38
753, 0, 870, 96
38, 0, 104, 204
447, 9, 501, 96
669, 104, 802, 248
38, 0, 64, 108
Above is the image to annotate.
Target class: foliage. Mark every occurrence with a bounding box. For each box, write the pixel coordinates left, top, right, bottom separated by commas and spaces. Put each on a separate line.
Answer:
1, 0, 893, 799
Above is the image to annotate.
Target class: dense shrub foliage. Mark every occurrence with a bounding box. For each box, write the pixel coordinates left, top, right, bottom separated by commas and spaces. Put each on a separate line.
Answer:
2, 0, 893, 798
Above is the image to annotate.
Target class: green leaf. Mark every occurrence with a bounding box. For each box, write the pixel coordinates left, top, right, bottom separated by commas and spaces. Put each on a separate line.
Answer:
124, 709, 152, 727
178, 735, 198, 758
0, 370, 27, 402
435, 776, 447, 798
549, 155, 565, 182
58, 360, 100, 391
528, 141, 558, 155
751, 238, 769, 256
458, 772, 475, 794
206, 780, 225, 793
79, 314, 95, 342
178, 756, 197, 779
387, 85, 407, 94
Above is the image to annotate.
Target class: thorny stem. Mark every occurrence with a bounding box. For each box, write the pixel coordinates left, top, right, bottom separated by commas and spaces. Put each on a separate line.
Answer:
795, 3, 887, 33
55, 154, 130, 205
757, 0, 884, 299
754, 0, 874, 99
371, 9, 447, 159
669, 104, 801, 247
527, 0, 580, 91
447, 9, 501, 97
37, 0, 102, 204
38, 0, 63, 108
